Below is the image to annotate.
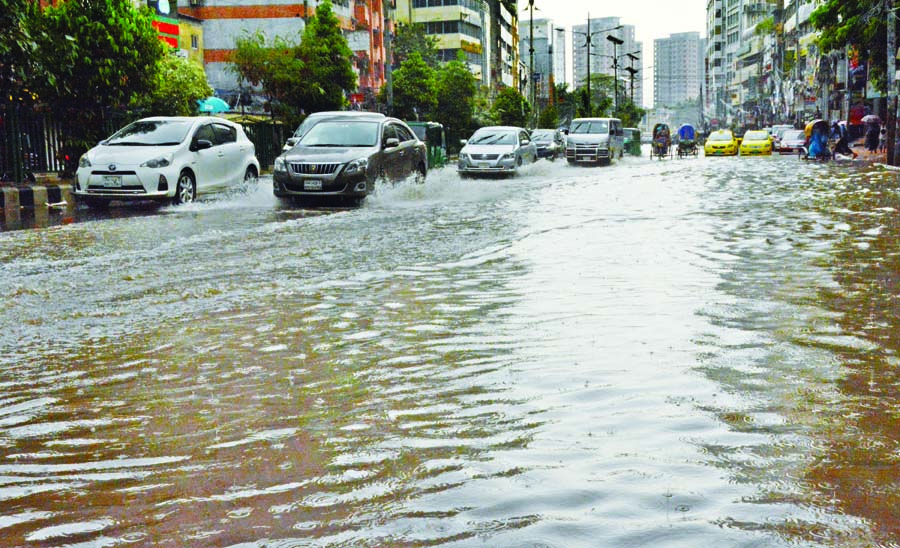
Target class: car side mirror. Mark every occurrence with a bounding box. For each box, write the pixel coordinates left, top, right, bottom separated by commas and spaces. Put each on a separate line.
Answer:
460, 139, 468, 146
285, 138, 297, 148
191, 139, 213, 151
384, 137, 400, 149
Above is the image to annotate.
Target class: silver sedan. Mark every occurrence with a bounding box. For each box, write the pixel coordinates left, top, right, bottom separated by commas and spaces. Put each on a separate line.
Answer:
457, 126, 538, 177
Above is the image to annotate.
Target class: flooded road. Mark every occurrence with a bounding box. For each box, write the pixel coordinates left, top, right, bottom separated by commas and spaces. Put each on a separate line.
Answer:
2, 154, 900, 546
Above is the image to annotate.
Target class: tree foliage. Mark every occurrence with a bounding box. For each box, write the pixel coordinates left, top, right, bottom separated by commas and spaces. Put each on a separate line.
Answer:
294, 0, 356, 113
132, 53, 214, 116
384, 52, 437, 120
0, 0, 35, 103
537, 105, 559, 129
434, 54, 478, 152
392, 22, 440, 68
26, 0, 164, 146
231, 30, 303, 120
811, 0, 889, 91
491, 87, 532, 127
230, 0, 355, 124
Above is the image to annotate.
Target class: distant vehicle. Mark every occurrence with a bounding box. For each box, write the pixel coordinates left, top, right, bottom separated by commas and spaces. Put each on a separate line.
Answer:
739, 130, 773, 156
650, 123, 673, 160
777, 129, 806, 153
704, 129, 738, 156
273, 115, 426, 204
530, 128, 564, 160
75, 116, 260, 208
623, 127, 642, 156
564, 117, 624, 165
457, 126, 538, 177
676, 124, 698, 158
282, 111, 386, 152
407, 121, 448, 169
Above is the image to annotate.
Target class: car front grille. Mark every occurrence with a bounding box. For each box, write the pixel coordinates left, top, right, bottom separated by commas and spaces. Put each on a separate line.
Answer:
290, 163, 340, 175
469, 154, 499, 160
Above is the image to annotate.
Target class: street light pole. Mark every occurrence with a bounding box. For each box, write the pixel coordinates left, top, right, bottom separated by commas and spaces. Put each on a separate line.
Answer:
566, 18, 622, 117
528, 0, 535, 128
607, 35, 624, 114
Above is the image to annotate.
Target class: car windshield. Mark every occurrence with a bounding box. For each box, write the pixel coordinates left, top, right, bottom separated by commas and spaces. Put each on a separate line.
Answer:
709, 132, 733, 142
409, 125, 427, 141
106, 120, 193, 146
299, 121, 379, 147
469, 130, 516, 145
783, 130, 805, 140
744, 131, 768, 140
570, 120, 609, 134
531, 130, 554, 141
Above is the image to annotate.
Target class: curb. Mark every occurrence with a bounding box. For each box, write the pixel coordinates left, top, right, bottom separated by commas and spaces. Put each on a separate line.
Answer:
1, 184, 76, 226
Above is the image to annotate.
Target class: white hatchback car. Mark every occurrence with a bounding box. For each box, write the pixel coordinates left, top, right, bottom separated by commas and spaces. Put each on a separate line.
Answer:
75, 116, 260, 208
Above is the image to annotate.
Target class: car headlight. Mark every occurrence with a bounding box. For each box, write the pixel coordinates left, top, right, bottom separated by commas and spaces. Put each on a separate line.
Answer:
274, 156, 288, 173
141, 153, 173, 169
78, 155, 91, 168
345, 157, 368, 174
501, 153, 514, 160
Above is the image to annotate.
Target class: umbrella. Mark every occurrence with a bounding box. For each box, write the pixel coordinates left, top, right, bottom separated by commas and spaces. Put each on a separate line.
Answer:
197, 96, 230, 114
861, 114, 881, 124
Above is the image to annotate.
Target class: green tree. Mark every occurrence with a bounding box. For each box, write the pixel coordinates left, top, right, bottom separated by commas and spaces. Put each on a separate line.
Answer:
230, 31, 303, 122
614, 100, 646, 128
132, 53, 214, 116
537, 105, 559, 129
294, 0, 356, 113
382, 52, 437, 120
811, 0, 889, 91
26, 0, 164, 149
491, 87, 531, 127
392, 22, 440, 68
0, 0, 35, 104
435, 53, 477, 152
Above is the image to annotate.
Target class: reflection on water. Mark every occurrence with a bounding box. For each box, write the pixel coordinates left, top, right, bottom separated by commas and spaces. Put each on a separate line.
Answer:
2, 160, 900, 546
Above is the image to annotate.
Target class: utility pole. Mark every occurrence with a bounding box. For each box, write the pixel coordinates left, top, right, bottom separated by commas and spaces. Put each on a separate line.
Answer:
528, 0, 535, 128
887, 0, 896, 165
384, 0, 394, 116
607, 35, 624, 114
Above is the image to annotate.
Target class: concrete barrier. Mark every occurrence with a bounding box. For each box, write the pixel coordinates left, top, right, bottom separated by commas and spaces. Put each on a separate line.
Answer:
1, 184, 76, 229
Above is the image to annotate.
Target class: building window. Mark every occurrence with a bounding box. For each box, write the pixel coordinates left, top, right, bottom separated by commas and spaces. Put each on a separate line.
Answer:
191, 35, 199, 50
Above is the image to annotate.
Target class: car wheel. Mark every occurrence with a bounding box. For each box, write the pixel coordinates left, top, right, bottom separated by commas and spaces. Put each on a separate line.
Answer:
244, 166, 258, 184
173, 170, 196, 205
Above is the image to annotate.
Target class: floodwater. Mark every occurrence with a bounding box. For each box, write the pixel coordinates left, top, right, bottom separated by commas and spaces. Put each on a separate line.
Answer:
2, 154, 900, 547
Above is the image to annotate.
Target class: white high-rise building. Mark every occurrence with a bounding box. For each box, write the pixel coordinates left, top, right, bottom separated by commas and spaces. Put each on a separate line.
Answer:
518, 18, 566, 102
571, 16, 643, 107
653, 32, 704, 108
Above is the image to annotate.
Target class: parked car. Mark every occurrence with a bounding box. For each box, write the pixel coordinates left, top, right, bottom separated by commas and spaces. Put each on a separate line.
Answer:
703, 129, 738, 156
457, 126, 538, 177
530, 128, 564, 160
777, 129, 806, 153
564, 117, 625, 165
739, 130, 773, 156
273, 115, 426, 203
282, 111, 386, 152
74, 116, 260, 208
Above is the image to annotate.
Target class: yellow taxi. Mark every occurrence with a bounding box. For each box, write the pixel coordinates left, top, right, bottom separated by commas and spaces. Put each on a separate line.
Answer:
704, 130, 738, 156
739, 130, 773, 156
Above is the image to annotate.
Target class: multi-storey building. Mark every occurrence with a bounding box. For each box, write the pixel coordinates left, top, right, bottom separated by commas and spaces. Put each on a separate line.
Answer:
705, 0, 725, 126
518, 18, 565, 105
653, 32, 703, 108
394, 0, 519, 91
179, 0, 387, 103
571, 16, 643, 108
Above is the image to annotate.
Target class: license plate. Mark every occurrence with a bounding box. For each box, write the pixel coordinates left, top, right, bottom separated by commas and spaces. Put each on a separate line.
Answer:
304, 179, 322, 190
478, 162, 490, 168
102, 175, 122, 187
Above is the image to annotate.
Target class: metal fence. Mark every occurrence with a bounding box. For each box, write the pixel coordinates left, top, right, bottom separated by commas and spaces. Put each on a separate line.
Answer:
1, 104, 286, 183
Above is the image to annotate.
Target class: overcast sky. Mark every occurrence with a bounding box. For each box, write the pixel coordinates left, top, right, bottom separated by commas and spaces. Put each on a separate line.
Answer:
521, 0, 708, 106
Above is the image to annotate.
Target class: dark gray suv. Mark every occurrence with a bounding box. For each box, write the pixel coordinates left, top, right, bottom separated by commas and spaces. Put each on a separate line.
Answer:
273, 115, 427, 203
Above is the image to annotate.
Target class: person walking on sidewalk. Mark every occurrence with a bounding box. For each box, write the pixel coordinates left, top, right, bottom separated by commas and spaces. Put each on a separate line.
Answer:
866, 121, 881, 154
880, 127, 887, 153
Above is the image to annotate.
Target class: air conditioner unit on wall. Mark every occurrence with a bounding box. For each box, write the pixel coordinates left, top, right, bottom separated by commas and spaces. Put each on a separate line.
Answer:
189, 0, 202, 6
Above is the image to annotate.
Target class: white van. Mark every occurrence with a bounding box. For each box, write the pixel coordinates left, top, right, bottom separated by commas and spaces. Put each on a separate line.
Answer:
564, 117, 625, 165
